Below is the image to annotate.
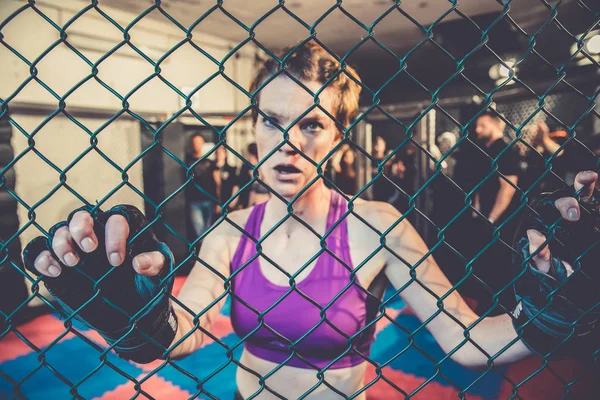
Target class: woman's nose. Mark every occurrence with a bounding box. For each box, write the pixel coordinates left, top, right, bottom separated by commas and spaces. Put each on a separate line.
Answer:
279, 125, 304, 155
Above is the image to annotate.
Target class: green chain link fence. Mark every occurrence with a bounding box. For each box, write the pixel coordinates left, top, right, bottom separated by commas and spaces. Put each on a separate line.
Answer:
1, 0, 599, 398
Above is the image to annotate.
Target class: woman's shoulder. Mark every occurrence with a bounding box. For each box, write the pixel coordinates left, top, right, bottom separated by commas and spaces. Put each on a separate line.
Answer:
222, 206, 255, 230
351, 198, 401, 218
348, 198, 403, 232
207, 206, 255, 242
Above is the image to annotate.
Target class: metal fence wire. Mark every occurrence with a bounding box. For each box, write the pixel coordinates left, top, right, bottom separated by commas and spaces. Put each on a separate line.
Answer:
1, 0, 600, 399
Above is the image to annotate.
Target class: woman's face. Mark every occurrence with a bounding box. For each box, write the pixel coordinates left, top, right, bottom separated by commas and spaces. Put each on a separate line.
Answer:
255, 76, 340, 199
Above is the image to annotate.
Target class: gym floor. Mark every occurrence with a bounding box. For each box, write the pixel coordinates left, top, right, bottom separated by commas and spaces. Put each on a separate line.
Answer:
0, 278, 595, 400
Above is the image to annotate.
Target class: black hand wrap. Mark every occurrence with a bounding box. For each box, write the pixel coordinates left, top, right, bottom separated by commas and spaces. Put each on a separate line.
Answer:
512, 186, 600, 359
22, 205, 178, 364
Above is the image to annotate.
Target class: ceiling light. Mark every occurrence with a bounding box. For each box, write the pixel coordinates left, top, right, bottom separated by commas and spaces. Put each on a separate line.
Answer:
585, 35, 600, 54
488, 59, 517, 82
570, 30, 600, 66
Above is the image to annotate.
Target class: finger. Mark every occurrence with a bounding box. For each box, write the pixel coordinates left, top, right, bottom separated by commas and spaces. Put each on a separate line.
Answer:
69, 211, 98, 253
105, 214, 129, 267
563, 260, 574, 277
574, 171, 598, 199
132, 251, 166, 277
554, 197, 580, 222
34, 250, 62, 277
527, 229, 551, 274
51, 226, 80, 267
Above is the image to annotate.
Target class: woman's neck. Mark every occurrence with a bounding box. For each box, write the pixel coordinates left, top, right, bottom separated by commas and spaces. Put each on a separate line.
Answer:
264, 182, 331, 236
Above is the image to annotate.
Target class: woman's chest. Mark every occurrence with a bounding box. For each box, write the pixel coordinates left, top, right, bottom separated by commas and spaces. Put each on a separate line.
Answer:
231, 254, 371, 350
235, 219, 386, 293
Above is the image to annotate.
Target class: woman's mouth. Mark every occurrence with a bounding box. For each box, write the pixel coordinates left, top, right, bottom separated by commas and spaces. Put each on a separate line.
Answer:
273, 164, 302, 180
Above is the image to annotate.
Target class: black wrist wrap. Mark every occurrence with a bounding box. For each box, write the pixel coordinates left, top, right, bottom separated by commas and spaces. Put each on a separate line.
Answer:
23, 205, 178, 364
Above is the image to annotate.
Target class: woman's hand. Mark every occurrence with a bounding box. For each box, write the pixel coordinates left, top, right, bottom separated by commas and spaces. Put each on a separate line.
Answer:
526, 170, 597, 272
22, 205, 177, 364
30, 207, 167, 278
512, 170, 599, 359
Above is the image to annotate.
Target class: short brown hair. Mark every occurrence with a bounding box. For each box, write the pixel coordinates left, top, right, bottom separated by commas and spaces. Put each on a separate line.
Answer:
249, 41, 362, 135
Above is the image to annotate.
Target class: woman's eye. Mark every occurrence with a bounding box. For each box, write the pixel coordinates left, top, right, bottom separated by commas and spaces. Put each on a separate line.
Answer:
303, 122, 323, 132
262, 117, 277, 128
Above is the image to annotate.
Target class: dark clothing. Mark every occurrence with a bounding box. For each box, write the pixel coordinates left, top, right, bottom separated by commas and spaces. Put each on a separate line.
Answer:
335, 171, 357, 195
455, 137, 521, 223
518, 147, 565, 202
478, 138, 521, 220
185, 153, 217, 202
447, 137, 523, 316
238, 163, 253, 208
390, 153, 416, 215
238, 163, 269, 208
185, 153, 218, 238
216, 163, 238, 203
371, 156, 395, 202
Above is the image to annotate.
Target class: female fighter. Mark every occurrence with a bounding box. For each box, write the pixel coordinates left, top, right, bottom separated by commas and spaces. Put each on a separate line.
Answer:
24, 42, 599, 399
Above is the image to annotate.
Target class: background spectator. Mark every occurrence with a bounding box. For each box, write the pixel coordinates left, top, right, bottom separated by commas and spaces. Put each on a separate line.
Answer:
185, 133, 218, 238
331, 144, 358, 195
371, 136, 395, 202
455, 111, 521, 227
239, 142, 271, 207
214, 145, 240, 212
517, 120, 565, 201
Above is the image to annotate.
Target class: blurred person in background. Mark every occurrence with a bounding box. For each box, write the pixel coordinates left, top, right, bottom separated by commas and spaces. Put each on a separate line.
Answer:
449, 111, 522, 314
428, 132, 460, 232
385, 145, 417, 214
372, 136, 388, 162
239, 142, 271, 208
436, 131, 458, 177
185, 133, 218, 238
214, 145, 240, 212
517, 120, 565, 201
386, 156, 409, 214
370, 135, 395, 202
468, 111, 521, 227
331, 144, 358, 195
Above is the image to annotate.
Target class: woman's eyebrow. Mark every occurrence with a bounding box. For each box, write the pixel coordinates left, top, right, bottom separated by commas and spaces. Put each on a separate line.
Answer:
262, 108, 329, 124
300, 112, 329, 123
261, 109, 285, 120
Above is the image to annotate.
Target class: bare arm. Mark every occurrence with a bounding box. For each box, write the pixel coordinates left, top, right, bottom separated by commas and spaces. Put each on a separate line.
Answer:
168, 217, 238, 359
374, 202, 531, 368
536, 120, 564, 157
488, 175, 518, 223
542, 136, 563, 157
377, 168, 595, 368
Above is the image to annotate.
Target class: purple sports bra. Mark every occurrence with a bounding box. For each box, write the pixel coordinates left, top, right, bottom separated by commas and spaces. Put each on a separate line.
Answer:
230, 191, 377, 369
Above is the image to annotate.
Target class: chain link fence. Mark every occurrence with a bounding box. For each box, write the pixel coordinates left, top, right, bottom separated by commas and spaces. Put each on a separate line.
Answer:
1, 0, 599, 399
